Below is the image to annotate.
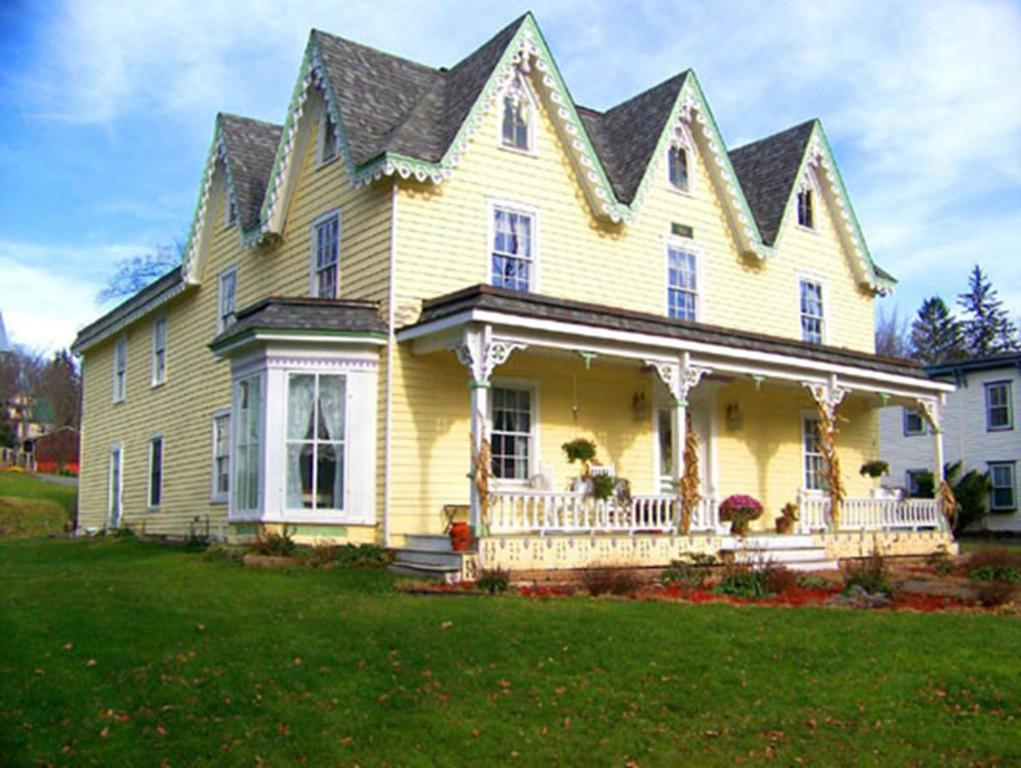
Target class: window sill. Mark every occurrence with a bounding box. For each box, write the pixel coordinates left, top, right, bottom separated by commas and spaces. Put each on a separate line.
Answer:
796, 224, 817, 235
497, 143, 538, 159
150, 380, 165, 390
316, 154, 340, 171
666, 184, 694, 198
987, 425, 1014, 433
209, 497, 228, 506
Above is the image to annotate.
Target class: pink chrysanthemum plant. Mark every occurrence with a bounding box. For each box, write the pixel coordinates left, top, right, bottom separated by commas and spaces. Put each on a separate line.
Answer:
718, 494, 764, 536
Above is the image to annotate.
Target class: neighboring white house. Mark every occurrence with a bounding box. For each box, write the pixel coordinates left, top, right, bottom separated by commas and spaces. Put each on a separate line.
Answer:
880, 353, 1021, 531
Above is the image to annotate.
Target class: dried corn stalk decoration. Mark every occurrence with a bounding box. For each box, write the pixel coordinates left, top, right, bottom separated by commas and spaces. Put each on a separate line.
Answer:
938, 479, 957, 530
678, 412, 702, 535
469, 426, 493, 533
813, 400, 846, 530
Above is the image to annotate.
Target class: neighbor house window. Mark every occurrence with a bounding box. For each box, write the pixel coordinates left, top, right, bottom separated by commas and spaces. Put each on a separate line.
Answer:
233, 375, 261, 513
490, 386, 533, 481
803, 414, 827, 491
286, 373, 346, 512
797, 186, 814, 229
112, 336, 127, 403
501, 77, 531, 151
985, 381, 1013, 431
311, 212, 340, 299
211, 411, 231, 503
151, 315, 167, 386
800, 278, 824, 344
989, 462, 1016, 511
491, 206, 534, 292
667, 145, 689, 192
320, 110, 338, 164
667, 245, 698, 322
218, 267, 237, 332
147, 435, 163, 509
905, 469, 929, 497
903, 408, 925, 436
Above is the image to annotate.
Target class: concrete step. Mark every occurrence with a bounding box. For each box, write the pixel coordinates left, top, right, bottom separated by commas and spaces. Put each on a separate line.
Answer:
728, 534, 816, 550
389, 562, 461, 583
403, 534, 453, 552
393, 549, 466, 568
732, 548, 829, 564
784, 559, 839, 572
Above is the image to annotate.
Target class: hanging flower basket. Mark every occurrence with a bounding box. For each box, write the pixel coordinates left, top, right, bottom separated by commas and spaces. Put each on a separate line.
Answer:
719, 494, 764, 536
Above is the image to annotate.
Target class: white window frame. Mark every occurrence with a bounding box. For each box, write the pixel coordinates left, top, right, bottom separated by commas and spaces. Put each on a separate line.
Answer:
989, 461, 1016, 512
905, 468, 928, 497
902, 407, 925, 436
497, 71, 537, 156
985, 381, 1013, 432
801, 410, 827, 493
488, 378, 540, 486
107, 443, 123, 529
112, 335, 127, 403
665, 121, 697, 195
223, 188, 238, 228
147, 433, 163, 510
487, 198, 540, 293
798, 274, 827, 345
309, 209, 341, 299
232, 372, 263, 517
151, 315, 167, 387
317, 103, 339, 167
795, 170, 818, 231
664, 237, 701, 322
217, 266, 238, 333
210, 408, 231, 504
283, 372, 349, 515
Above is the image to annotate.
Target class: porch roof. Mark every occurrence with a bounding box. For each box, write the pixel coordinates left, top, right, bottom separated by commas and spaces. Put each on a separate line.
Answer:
406, 284, 929, 380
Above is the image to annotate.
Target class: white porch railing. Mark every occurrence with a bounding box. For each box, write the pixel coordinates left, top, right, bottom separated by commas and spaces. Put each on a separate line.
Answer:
797, 493, 947, 533
489, 491, 719, 535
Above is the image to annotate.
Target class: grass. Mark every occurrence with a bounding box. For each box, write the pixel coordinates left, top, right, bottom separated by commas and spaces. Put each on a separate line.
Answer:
0, 469, 76, 538
1, 538, 1018, 767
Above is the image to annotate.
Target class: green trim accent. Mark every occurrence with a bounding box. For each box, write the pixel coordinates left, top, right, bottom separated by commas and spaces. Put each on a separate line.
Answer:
230, 523, 259, 536
575, 350, 598, 369
180, 119, 222, 283
467, 379, 491, 390
289, 524, 349, 538
210, 326, 387, 353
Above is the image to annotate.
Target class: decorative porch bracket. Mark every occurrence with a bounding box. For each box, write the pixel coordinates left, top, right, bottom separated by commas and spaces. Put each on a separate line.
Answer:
802, 375, 850, 421
450, 326, 528, 537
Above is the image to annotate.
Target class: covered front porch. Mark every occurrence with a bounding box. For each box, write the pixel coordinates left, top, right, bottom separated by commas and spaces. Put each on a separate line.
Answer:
395, 286, 955, 572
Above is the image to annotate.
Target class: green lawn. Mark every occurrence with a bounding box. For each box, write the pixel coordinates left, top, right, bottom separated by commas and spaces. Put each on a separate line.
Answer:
1, 538, 1018, 767
0, 470, 77, 538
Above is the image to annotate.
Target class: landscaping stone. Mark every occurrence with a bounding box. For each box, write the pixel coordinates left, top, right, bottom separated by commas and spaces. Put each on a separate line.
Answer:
828, 585, 892, 610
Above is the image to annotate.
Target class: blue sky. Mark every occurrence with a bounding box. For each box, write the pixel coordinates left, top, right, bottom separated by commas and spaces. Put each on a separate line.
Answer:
1, 0, 1020, 350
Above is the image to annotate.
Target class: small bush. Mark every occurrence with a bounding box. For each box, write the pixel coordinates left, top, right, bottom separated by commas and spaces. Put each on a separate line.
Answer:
797, 574, 830, 589
843, 549, 892, 597
253, 528, 296, 557
762, 563, 798, 595
477, 568, 510, 594
661, 553, 717, 590
966, 548, 1021, 583
303, 542, 339, 568
203, 543, 245, 562
974, 581, 1019, 608
924, 545, 956, 576
333, 543, 393, 569
581, 565, 641, 596
713, 563, 771, 599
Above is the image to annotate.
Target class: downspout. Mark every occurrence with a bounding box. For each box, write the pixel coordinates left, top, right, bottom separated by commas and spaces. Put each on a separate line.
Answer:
382, 180, 398, 547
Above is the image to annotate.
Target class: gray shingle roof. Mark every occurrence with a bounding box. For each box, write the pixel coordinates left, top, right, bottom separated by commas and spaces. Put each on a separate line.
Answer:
72, 269, 186, 353
218, 114, 283, 230
209, 296, 386, 351
412, 284, 928, 379
729, 120, 816, 245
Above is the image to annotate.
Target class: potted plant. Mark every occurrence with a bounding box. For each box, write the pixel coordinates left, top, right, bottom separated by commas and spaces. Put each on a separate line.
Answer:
775, 502, 799, 534
562, 438, 597, 477
860, 459, 891, 498
591, 474, 615, 501
448, 521, 472, 552
718, 494, 763, 536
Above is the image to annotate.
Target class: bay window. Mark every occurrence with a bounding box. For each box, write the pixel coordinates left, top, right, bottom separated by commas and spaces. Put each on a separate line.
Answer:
286, 373, 346, 512
233, 374, 261, 514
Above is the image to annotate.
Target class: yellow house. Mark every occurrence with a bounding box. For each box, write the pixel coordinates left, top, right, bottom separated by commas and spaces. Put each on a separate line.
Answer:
72, 14, 955, 577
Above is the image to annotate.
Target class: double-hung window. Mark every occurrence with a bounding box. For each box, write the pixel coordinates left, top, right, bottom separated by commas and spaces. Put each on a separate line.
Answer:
905, 469, 929, 497
989, 462, 1016, 511
985, 381, 1013, 431
800, 278, 824, 344
667, 245, 698, 321
211, 411, 231, 503
803, 414, 827, 491
667, 145, 689, 192
491, 206, 534, 292
233, 375, 261, 513
903, 407, 925, 436
112, 336, 127, 403
312, 212, 340, 299
218, 267, 237, 333
151, 316, 167, 386
286, 373, 346, 512
490, 386, 533, 481
147, 435, 163, 509
797, 186, 814, 229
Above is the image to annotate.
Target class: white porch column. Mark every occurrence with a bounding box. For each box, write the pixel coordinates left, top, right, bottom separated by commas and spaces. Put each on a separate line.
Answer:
452, 326, 526, 535
917, 396, 945, 486
646, 352, 712, 492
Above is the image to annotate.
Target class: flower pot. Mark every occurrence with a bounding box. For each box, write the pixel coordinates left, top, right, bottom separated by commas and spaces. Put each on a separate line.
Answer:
730, 518, 750, 536
775, 516, 795, 535
449, 522, 472, 552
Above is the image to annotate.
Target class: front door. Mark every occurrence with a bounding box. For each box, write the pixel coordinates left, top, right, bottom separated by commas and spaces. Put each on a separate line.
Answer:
108, 446, 122, 529
656, 398, 712, 495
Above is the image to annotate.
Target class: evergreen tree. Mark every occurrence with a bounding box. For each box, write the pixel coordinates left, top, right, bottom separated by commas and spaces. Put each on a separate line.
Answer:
910, 297, 965, 365
957, 265, 1020, 356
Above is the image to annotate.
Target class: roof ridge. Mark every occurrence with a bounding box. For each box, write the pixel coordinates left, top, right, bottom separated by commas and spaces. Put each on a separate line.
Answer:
730, 118, 818, 156
601, 69, 691, 116
218, 112, 283, 129
311, 28, 441, 75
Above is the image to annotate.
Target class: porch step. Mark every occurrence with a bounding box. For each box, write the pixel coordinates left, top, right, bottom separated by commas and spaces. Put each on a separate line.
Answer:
392, 548, 464, 568
390, 542, 469, 583
722, 535, 838, 572
403, 534, 454, 552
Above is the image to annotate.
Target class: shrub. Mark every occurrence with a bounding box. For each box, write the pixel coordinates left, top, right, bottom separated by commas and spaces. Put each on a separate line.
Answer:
843, 549, 892, 597
580, 565, 641, 596
910, 462, 991, 534
252, 527, 296, 557
966, 548, 1021, 583
661, 553, 717, 590
304, 542, 340, 568
333, 543, 393, 569
713, 562, 771, 599
477, 568, 510, 594
718, 494, 763, 535
924, 545, 956, 576
797, 574, 830, 590
762, 563, 798, 595
974, 581, 1019, 608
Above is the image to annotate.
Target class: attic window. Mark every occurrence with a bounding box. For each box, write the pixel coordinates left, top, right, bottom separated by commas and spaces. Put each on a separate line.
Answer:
320, 109, 338, 165
797, 186, 814, 229
501, 75, 532, 152
667, 146, 689, 191
225, 194, 238, 227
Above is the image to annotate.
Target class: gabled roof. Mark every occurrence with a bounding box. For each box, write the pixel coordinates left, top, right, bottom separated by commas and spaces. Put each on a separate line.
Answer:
729, 120, 815, 245
218, 114, 283, 230
926, 353, 1021, 378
